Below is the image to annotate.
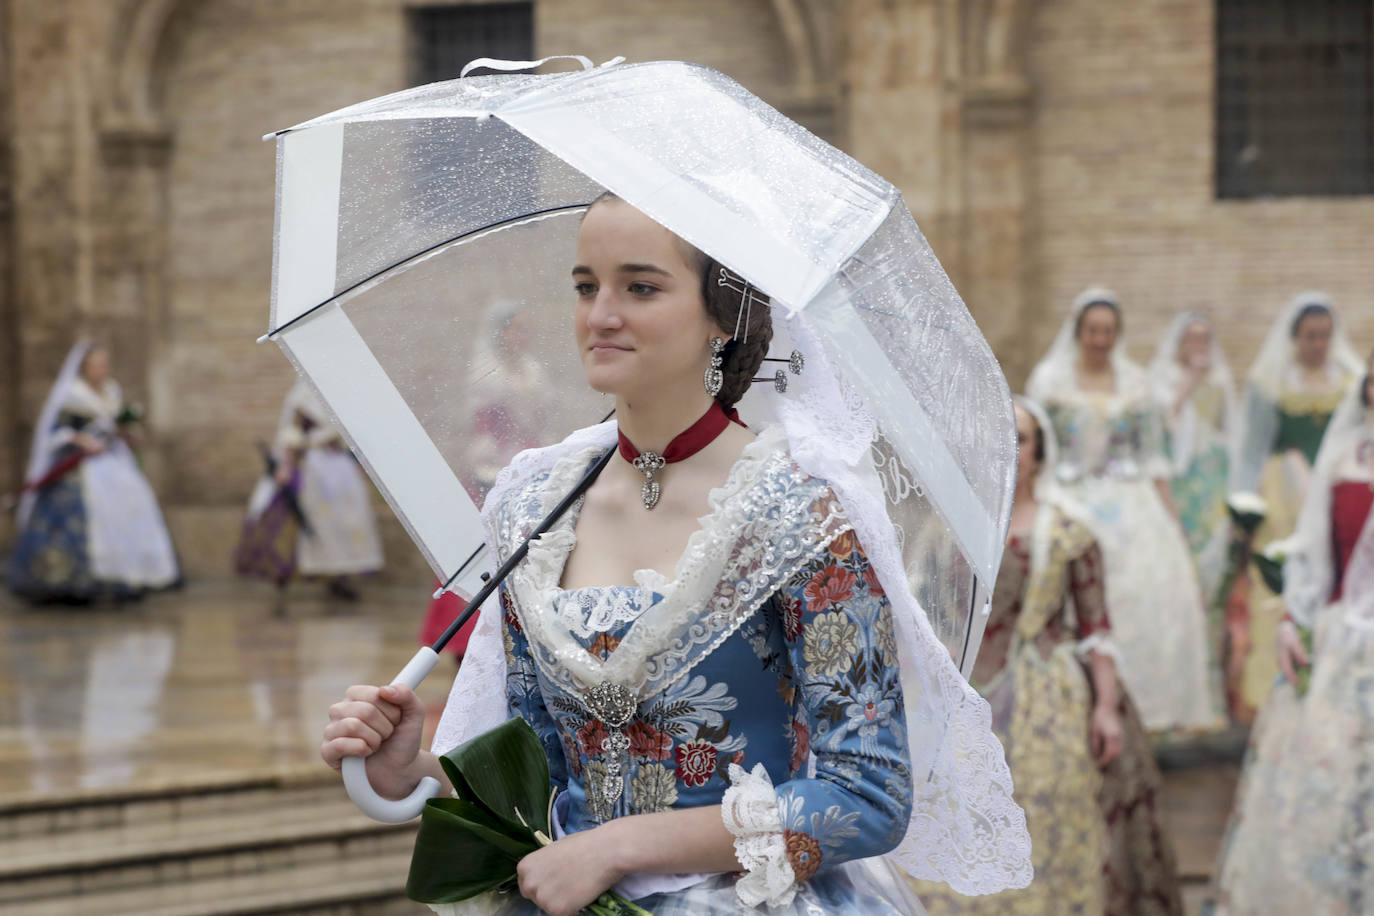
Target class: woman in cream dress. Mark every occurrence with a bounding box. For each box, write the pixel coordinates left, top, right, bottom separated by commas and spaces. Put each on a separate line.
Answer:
1027, 289, 1217, 733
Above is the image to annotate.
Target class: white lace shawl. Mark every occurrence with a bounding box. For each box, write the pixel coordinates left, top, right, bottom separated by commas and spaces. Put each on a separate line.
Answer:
433, 419, 1032, 897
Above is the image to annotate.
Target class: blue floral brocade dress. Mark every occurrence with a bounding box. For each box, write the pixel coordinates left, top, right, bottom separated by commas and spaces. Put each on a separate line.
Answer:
474, 442, 926, 914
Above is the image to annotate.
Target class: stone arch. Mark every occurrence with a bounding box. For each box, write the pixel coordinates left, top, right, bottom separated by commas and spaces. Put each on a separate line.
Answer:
771, 0, 841, 95
104, 0, 205, 134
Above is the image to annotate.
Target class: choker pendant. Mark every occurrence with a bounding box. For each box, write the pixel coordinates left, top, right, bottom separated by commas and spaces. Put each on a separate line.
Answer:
616, 401, 743, 512
632, 451, 666, 510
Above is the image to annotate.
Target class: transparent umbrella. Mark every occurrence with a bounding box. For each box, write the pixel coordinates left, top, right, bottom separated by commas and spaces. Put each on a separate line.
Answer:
263, 58, 1022, 887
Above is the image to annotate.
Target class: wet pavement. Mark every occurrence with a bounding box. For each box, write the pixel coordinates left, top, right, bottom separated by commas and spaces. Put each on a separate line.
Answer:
0, 579, 1240, 912
0, 581, 453, 803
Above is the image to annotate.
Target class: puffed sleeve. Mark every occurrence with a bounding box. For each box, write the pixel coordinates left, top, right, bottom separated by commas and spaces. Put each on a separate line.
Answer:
1067, 538, 1120, 662
500, 585, 568, 793
721, 530, 912, 907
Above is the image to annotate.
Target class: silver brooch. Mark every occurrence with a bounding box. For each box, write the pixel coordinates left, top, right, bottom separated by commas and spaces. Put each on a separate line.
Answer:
632, 451, 665, 510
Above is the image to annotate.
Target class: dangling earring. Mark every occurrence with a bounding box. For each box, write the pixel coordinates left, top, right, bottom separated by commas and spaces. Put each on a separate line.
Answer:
704, 337, 725, 398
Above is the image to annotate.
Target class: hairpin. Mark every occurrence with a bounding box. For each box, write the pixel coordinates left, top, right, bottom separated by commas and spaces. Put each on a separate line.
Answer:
717, 267, 769, 345
761, 350, 805, 376
751, 370, 788, 393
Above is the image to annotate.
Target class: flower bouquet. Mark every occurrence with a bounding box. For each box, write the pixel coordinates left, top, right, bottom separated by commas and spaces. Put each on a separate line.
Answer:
1251, 536, 1294, 597
1225, 492, 1267, 535
406, 716, 652, 915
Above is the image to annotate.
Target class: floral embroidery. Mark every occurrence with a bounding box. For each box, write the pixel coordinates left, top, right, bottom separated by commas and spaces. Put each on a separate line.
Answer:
781, 594, 804, 642
828, 529, 858, 560
874, 611, 898, 667
630, 764, 678, 813
584, 760, 612, 822
500, 493, 912, 882
675, 738, 719, 787
803, 564, 857, 613
501, 589, 522, 632
627, 721, 673, 761
586, 632, 622, 659
843, 683, 897, 750
784, 829, 822, 881
803, 611, 859, 677
789, 718, 810, 776
862, 563, 885, 598
578, 718, 609, 758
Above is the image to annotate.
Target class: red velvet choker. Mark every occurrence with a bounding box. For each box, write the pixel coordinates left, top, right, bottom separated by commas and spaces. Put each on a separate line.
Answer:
617, 402, 745, 510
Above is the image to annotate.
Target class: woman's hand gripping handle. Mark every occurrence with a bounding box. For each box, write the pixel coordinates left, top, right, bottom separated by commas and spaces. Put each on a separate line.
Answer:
330, 647, 442, 823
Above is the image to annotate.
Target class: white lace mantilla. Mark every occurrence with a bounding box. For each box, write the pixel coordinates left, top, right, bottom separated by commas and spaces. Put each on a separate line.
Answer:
496, 424, 851, 705
723, 763, 796, 908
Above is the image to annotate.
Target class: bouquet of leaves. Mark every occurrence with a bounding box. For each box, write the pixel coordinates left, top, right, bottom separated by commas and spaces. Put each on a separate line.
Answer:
116, 402, 145, 426
1226, 492, 1267, 536
1251, 535, 1296, 597
406, 716, 651, 914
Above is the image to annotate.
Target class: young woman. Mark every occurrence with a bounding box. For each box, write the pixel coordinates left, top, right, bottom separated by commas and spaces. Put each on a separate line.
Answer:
319, 195, 1029, 914
8, 341, 179, 601
235, 377, 383, 599
1216, 352, 1374, 914
914, 398, 1182, 915
1026, 289, 1217, 734
1150, 313, 1240, 716
1230, 293, 1362, 718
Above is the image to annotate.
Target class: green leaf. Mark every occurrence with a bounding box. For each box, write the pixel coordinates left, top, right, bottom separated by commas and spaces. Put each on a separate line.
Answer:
406, 799, 525, 903
1251, 552, 1284, 596
439, 716, 553, 837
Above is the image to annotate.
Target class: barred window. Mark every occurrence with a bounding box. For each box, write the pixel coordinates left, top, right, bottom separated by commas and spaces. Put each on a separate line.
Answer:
408, 2, 535, 86
1216, 0, 1374, 198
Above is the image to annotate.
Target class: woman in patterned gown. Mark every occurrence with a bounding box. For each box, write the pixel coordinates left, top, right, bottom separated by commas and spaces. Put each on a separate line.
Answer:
1216, 352, 1374, 914
318, 195, 1031, 914
914, 398, 1182, 916
8, 341, 179, 601
1027, 288, 1217, 734
1229, 293, 1362, 719
1150, 313, 1241, 717
235, 377, 384, 599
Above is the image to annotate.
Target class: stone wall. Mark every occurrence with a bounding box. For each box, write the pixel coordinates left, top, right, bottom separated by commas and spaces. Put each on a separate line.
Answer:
1, 0, 1371, 580
1019, 0, 1374, 386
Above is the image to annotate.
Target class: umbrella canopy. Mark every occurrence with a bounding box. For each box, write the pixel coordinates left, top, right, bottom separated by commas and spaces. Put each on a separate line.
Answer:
264, 59, 1015, 676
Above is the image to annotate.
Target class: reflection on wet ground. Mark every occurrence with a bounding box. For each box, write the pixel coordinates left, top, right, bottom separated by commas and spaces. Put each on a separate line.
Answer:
0, 582, 453, 803
0, 579, 1238, 912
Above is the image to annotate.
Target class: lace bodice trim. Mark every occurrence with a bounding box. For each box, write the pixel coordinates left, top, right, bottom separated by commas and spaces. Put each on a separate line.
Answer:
553, 586, 655, 640
495, 424, 852, 705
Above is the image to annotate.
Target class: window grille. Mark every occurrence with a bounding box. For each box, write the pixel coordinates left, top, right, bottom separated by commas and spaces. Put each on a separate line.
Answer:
1216, 0, 1374, 198
409, 3, 535, 85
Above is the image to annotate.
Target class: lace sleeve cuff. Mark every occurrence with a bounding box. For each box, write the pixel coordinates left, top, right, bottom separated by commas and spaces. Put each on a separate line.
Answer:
1076, 632, 1121, 662
722, 763, 797, 908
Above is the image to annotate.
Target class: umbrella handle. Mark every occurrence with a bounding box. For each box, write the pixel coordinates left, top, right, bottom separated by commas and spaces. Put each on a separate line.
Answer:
342, 647, 442, 823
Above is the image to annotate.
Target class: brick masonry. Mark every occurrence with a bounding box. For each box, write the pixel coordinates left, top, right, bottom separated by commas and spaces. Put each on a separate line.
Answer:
1, 0, 1370, 579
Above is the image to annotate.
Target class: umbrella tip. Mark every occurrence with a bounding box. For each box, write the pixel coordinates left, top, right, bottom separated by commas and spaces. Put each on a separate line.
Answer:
256, 332, 272, 344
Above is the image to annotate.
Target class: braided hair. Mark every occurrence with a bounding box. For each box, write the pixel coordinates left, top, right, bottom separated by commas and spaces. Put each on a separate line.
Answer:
585, 193, 773, 409
688, 256, 773, 409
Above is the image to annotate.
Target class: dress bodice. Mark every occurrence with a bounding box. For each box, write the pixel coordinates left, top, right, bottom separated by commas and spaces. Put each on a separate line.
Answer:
1043, 389, 1169, 484
1275, 385, 1348, 465
497, 437, 914, 885
1331, 481, 1374, 601
972, 520, 1111, 689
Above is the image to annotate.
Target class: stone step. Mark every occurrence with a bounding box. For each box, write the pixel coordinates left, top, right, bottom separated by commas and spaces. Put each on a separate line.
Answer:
0, 771, 432, 915
4, 847, 424, 916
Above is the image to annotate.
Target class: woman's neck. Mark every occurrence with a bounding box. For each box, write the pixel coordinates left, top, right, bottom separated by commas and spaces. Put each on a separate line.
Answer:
1077, 354, 1112, 376
615, 391, 719, 454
